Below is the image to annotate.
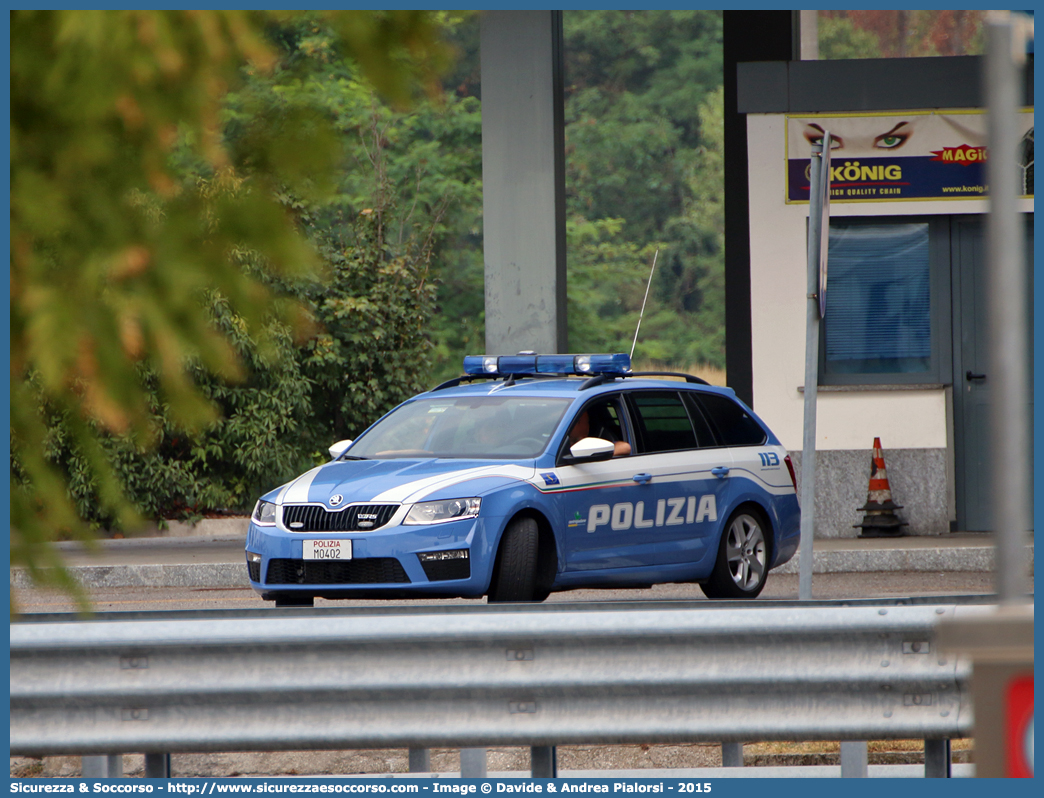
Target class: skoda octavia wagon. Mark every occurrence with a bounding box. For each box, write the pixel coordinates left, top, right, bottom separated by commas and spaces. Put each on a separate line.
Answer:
246, 354, 800, 605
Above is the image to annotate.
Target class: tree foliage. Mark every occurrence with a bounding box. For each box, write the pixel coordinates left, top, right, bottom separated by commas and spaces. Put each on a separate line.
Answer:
819, 11, 986, 59
10, 9, 454, 605
222, 15, 479, 440
11, 10, 732, 612
566, 84, 725, 366
564, 10, 722, 238
563, 11, 725, 368
419, 11, 727, 376
818, 16, 885, 61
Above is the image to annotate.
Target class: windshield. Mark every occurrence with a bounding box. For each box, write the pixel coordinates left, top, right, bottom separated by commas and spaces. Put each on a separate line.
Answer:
347, 395, 573, 459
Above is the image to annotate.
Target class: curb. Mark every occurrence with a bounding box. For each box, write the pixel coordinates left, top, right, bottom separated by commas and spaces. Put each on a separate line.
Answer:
773, 546, 1008, 574
134, 517, 249, 538
10, 563, 246, 591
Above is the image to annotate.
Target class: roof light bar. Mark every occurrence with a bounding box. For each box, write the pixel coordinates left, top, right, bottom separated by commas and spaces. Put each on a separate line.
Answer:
575, 353, 631, 375
462, 355, 499, 375
462, 353, 631, 378
498, 354, 537, 373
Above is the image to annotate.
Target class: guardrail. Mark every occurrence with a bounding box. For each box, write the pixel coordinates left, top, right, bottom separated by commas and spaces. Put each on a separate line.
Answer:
10, 603, 988, 776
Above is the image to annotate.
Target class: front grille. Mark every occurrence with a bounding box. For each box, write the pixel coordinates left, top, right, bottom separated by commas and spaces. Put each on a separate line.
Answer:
265, 558, 410, 585
247, 560, 261, 582
419, 556, 471, 582
282, 503, 398, 532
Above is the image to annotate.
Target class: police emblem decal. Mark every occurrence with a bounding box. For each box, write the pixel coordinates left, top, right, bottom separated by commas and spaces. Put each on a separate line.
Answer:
540, 473, 560, 486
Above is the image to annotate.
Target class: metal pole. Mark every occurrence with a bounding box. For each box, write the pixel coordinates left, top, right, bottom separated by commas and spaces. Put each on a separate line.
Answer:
408, 748, 431, 773
143, 753, 171, 779
721, 742, 744, 767
459, 748, 487, 778
82, 755, 121, 778
924, 739, 952, 778
798, 141, 824, 600
985, 11, 1031, 604
531, 746, 557, 778
839, 741, 868, 777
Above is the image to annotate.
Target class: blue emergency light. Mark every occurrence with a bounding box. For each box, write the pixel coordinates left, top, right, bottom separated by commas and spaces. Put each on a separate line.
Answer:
462, 353, 631, 377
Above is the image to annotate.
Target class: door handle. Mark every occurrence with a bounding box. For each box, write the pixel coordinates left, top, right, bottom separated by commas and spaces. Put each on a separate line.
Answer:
966, 371, 987, 382
711, 466, 730, 479
632, 473, 653, 484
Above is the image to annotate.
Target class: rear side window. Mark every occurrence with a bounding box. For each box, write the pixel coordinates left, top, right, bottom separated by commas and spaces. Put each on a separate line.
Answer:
681, 393, 719, 448
627, 392, 699, 453
692, 393, 767, 447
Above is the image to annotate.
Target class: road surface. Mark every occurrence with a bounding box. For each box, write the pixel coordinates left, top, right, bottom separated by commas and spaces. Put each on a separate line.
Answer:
14, 570, 996, 614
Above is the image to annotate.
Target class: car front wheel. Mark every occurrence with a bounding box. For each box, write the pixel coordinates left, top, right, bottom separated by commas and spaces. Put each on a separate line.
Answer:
487, 516, 540, 603
701, 508, 769, 599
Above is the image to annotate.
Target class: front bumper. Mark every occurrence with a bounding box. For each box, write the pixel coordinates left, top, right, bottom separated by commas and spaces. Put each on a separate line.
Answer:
245, 513, 497, 599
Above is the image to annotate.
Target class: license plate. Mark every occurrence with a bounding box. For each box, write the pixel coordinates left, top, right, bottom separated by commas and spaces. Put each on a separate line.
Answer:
303, 539, 352, 560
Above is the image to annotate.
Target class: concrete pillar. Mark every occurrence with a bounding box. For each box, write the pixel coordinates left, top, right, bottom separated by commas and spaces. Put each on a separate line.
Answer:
798, 10, 819, 60
480, 11, 567, 355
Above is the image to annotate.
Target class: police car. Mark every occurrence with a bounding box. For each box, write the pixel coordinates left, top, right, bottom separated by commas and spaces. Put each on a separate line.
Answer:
246, 353, 800, 606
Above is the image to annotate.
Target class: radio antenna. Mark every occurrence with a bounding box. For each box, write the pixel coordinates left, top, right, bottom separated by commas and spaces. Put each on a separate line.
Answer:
630, 248, 659, 360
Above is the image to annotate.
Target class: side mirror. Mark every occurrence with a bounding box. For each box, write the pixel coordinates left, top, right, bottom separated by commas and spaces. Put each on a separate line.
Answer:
328, 439, 354, 460
568, 437, 615, 462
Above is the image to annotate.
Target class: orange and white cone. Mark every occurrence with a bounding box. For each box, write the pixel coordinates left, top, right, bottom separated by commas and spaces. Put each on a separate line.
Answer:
854, 437, 908, 538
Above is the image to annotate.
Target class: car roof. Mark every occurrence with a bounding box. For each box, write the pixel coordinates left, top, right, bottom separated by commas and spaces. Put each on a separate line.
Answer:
418, 375, 739, 402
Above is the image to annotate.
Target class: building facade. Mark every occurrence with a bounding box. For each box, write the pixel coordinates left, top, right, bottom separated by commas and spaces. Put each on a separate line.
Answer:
737, 56, 1034, 537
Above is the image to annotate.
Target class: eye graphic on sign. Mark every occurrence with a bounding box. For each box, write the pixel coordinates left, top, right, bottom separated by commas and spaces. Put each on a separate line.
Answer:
803, 121, 915, 154
872, 122, 913, 150
803, 124, 843, 150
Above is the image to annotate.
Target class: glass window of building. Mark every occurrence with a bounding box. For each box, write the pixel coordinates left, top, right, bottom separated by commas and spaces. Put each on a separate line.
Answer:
820, 220, 948, 385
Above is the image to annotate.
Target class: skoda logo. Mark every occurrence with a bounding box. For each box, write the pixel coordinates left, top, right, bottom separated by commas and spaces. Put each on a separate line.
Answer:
329, 494, 343, 507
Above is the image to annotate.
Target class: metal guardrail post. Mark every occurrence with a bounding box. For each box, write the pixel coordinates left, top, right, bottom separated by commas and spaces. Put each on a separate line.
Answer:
924, 739, 951, 778
531, 746, 557, 778
720, 743, 743, 767
408, 748, 431, 773
143, 753, 171, 778
82, 755, 122, 778
460, 748, 487, 778
840, 742, 868, 777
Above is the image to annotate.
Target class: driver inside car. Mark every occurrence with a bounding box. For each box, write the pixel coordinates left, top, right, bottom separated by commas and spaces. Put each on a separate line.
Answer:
568, 403, 632, 457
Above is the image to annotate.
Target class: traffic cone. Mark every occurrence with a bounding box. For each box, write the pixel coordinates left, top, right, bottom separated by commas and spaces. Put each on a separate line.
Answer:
854, 437, 908, 538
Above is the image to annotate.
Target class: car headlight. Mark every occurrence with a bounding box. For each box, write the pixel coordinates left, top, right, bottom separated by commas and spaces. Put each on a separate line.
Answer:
251, 500, 277, 526
404, 498, 481, 525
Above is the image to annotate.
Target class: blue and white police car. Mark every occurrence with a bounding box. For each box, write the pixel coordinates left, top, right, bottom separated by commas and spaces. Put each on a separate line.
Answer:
246, 354, 800, 606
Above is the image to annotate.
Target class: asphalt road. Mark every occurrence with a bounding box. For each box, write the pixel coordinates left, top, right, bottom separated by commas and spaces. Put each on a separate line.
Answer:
14, 570, 996, 614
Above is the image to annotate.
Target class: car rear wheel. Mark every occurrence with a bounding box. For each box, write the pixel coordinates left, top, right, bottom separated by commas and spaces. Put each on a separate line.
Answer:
487, 516, 540, 603
701, 508, 769, 599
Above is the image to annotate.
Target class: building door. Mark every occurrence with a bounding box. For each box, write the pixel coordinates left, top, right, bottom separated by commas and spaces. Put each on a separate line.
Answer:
951, 215, 1034, 532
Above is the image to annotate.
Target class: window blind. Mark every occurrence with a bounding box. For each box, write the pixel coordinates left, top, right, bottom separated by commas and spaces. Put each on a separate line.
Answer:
825, 222, 930, 372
